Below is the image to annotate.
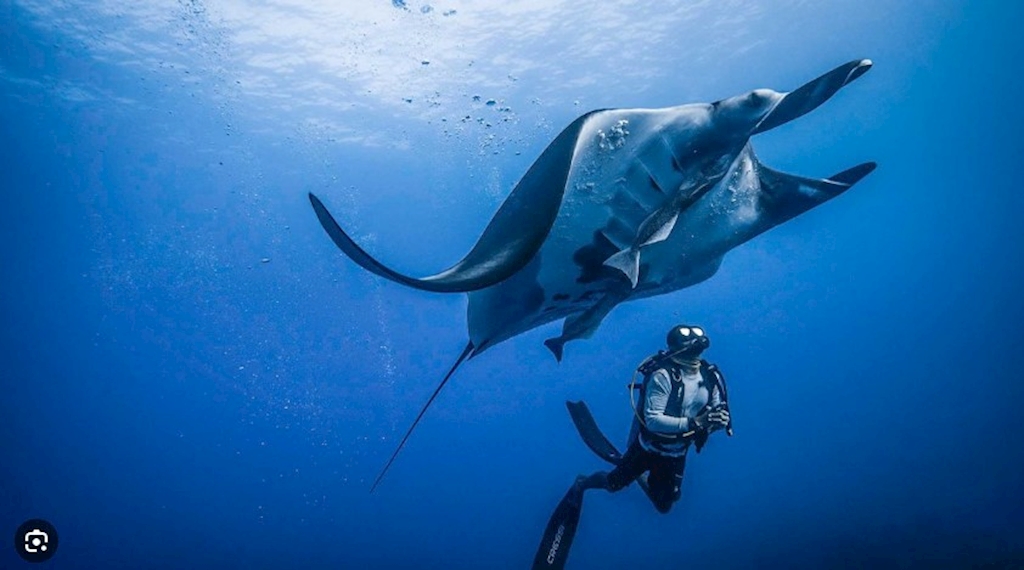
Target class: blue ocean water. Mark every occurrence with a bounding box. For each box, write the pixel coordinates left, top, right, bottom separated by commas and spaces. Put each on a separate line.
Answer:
2, 1, 1022, 568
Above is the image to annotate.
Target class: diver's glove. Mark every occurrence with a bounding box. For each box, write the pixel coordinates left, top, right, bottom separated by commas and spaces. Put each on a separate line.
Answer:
691, 405, 730, 435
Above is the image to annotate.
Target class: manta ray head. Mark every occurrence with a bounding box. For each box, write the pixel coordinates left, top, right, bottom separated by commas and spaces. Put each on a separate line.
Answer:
704, 59, 877, 240
711, 88, 785, 135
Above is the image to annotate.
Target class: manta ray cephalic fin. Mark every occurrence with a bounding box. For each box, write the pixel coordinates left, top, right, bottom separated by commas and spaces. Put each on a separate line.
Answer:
755, 160, 876, 223
765, 162, 876, 190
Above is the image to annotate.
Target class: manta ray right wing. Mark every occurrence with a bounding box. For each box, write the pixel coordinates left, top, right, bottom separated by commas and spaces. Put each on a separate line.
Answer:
310, 111, 603, 293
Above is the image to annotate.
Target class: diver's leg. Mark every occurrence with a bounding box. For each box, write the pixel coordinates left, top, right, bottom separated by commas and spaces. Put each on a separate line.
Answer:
573, 471, 609, 491
641, 453, 687, 514
598, 440, 652, 492
570, 440, 652, 496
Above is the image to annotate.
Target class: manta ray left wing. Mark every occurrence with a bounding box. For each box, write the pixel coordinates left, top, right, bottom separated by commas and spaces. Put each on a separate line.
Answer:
310, 110, 603, 293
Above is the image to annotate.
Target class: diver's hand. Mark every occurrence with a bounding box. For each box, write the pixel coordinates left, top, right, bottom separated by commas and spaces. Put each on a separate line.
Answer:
707, 406, 730, 432
692, 405, 730, 434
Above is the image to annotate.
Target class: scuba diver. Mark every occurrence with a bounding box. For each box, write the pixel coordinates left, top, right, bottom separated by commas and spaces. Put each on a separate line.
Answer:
532, 324, 732, 570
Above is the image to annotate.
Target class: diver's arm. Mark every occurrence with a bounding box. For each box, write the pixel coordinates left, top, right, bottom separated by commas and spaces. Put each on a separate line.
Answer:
643, 371, 690, 434
708, 384, 722, 408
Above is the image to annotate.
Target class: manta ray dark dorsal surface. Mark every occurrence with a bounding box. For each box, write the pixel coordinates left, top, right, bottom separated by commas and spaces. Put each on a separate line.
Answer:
309, 111, 600, 293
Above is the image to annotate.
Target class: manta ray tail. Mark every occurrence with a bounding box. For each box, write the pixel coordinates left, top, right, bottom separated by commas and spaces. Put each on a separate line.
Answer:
602, 249, 641, 288
370, 341, 475, 493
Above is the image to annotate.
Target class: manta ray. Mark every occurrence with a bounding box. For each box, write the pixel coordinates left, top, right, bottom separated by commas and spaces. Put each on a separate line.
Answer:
309, 59, 876, 490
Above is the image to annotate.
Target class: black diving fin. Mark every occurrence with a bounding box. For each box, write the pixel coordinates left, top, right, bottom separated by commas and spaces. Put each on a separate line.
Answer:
532, 483, 584, 570
566, 401, 658, 501
565, 401, 622, 465
531, 402, 616, 570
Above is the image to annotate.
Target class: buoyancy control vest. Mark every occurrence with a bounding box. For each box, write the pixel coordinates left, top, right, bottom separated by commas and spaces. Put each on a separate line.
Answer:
629, 353, 731, 453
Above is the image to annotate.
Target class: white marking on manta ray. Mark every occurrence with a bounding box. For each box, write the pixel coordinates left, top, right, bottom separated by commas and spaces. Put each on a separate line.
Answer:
309, 59, 877, 491
726, 150, 761, 225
